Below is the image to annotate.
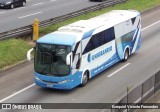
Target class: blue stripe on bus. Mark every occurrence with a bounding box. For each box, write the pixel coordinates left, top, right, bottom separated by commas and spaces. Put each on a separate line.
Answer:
37, 33, 77, 46
90, 53, 119, 77
82, 30, 95, 39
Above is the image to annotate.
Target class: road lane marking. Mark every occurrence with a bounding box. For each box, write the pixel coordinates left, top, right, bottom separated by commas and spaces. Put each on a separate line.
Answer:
51, 0, 56, 1
0, 84, 35, 103
0, 11, 5, 14
107, 63, 131, 77
142, 20, 160, 31
19, 12, 42, 19
33, 2, 45, 6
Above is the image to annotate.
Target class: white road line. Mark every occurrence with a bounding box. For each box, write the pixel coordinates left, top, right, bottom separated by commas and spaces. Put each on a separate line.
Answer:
142, 20, 160, 31
107, 63, 131, 77
0, 11, 5, 14
50, 0, 56, 1
0, 84, 35, 103
19, 12, 42, 19
33, 2, 45, 6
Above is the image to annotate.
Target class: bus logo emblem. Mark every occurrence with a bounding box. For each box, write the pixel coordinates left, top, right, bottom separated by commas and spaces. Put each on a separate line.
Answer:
87, 53, 91, 63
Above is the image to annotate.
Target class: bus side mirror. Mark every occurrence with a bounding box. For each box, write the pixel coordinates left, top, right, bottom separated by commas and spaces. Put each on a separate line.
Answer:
66, 52, 72, 66
27, 48, 34, 61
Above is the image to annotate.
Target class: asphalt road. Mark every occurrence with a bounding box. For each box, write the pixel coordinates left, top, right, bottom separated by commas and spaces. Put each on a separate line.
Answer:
0, 6, 160, 112
0, 0, 98, 33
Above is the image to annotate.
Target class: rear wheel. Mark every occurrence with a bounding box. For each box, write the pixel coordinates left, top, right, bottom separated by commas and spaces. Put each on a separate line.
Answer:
123, 49, 129, 62
81, 71, 89, 87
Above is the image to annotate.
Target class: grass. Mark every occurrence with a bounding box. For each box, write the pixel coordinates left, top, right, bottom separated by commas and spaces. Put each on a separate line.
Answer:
0, 39, 32, 70
1, 0, 160, 70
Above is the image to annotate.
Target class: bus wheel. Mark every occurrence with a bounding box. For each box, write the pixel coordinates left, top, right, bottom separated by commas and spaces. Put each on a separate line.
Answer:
123, 49, 129, 62
81, 71, 89, 87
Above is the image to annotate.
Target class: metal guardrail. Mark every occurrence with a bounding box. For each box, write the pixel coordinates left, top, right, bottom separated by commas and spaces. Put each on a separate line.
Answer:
111, 70, 160, 112
0, 0, 126, 40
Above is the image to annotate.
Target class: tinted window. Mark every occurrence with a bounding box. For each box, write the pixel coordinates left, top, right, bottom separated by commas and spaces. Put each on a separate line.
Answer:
83, 39, 94, 54
121, 30, 135, 43
83, 27, 115, 54
92, 32, 103, 48
104, 27, 115, 42
35, 44, 71, 76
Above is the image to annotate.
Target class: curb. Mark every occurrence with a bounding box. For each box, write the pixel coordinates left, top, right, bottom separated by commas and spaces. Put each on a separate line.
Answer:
141, 4, 160, 15
0, 59, 33, 75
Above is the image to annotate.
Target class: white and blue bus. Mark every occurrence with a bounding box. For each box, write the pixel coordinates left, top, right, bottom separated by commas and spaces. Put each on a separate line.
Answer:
27, 10, 141, 90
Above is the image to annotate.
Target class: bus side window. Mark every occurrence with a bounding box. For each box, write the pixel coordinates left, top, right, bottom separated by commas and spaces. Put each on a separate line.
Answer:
92, 32, 103, 49
104, 27, 115, 43
108, 27, 115, 42
83, 39, 94, 54
103, 30, 108, 44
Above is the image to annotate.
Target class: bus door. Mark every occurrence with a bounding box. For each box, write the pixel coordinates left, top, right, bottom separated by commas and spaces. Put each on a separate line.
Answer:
72, 41, 82, 74
114, 23, 124, 60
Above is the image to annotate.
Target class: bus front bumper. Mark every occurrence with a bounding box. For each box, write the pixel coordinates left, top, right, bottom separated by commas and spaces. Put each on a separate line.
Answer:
34, 76, 75, 90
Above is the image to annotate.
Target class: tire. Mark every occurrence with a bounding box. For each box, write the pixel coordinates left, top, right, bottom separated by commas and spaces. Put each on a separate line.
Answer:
22, 2, 26, 6
10, 4, 14, 9
123, 49, 129, 62
81, 71, 89, 87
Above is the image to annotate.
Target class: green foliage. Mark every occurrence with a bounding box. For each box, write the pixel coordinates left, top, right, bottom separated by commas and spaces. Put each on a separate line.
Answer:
0, 39, 32, 70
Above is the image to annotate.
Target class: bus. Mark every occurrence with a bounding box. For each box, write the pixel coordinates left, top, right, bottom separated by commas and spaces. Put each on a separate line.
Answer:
27, 10, 141, 90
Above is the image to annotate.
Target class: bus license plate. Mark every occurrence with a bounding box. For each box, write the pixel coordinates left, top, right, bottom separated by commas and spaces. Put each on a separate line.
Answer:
47, 84, 53, 87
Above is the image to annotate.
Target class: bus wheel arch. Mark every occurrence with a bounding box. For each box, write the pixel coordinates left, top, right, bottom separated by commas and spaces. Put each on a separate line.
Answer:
80, 70, 90, 87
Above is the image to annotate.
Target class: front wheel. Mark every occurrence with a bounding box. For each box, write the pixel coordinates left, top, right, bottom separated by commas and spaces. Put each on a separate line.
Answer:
81, 71, 89, 87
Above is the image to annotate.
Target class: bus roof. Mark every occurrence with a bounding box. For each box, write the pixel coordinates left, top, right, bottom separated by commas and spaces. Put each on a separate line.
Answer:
37, 10, 140, 45
58, 10, 139, 33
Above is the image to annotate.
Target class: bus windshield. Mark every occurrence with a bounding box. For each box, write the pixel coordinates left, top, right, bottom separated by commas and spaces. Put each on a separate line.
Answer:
35, 44, 71, 77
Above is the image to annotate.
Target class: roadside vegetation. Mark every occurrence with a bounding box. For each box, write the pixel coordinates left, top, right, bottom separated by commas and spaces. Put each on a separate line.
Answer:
0, 0, 160, 70
0, 39, 32, 70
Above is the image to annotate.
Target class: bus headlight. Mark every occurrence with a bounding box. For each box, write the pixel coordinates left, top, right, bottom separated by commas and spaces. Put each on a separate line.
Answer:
58, 79, 73, 84
35, 76, 41, 81
58, 80, 68, 84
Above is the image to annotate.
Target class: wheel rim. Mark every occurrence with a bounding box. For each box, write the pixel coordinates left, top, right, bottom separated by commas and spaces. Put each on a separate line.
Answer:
82, 73, 88, 85
11, 4, 14, 9
125, 51, 128, 60
23, 2, 26, 6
